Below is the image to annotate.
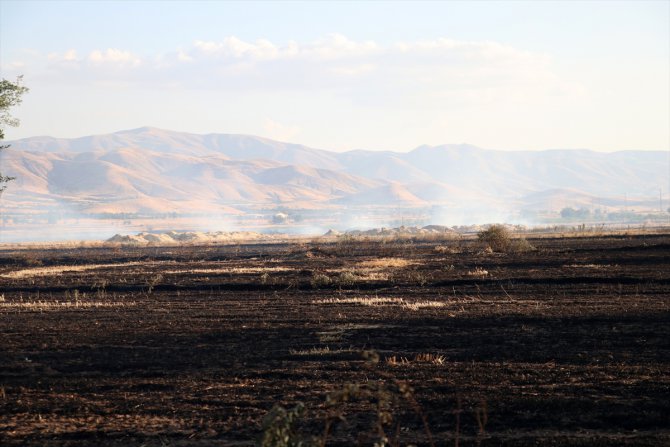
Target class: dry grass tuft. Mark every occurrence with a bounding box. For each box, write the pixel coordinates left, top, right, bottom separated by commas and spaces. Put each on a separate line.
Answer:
353, 271, 391, 281
386, 352, 446, 366
413, 353, 446, 364
2, 262, 293, 280
563, 263, 614, 269
434, 245, 462, 254
385, 355, 411, 366
0, 300, 136, 311
356, 258, 413, 269
314, 296, 446, 311
466, 267, 489, 277
166, 266, 292, 275
1, 262, 147, 279
288, 346, 356, 356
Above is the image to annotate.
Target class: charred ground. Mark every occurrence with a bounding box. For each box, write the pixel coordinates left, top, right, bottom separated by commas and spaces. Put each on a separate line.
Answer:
1, 233, 669, 446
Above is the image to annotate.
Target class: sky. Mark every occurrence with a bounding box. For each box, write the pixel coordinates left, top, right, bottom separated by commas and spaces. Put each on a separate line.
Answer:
0, 0, 668, 152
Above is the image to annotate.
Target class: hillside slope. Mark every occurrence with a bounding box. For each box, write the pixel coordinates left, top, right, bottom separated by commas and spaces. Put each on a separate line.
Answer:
3, 127, 666, 215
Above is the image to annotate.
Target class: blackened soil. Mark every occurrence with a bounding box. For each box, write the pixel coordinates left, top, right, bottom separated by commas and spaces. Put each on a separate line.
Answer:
0, 234, 669, 446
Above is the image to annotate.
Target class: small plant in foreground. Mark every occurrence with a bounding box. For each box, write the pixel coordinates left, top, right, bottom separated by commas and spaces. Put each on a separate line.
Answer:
261, 402, 311, 447
260, 351, 437, 447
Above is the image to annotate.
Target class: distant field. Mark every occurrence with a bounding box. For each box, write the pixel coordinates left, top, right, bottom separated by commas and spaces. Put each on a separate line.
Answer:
1, 234, 669, 446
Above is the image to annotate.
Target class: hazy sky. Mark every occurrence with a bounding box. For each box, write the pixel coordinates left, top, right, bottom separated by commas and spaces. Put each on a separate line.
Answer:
0, 0, 668, 152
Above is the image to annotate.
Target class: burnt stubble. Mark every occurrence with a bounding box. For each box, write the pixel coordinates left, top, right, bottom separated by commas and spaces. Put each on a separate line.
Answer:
1, 233, 669, 446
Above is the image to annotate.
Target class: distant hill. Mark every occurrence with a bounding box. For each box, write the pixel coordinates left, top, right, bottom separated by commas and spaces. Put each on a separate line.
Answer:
2, 127, 667, 216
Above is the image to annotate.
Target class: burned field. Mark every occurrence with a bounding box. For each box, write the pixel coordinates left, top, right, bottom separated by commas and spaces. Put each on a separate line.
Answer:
1, 233, 669, 446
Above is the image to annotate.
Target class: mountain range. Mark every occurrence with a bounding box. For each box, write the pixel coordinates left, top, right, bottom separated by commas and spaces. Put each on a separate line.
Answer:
1, 127, 667, 219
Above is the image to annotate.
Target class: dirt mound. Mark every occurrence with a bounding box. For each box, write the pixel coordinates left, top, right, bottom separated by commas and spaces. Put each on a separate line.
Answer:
344, 225, 458, 237
106, 230, 270, 245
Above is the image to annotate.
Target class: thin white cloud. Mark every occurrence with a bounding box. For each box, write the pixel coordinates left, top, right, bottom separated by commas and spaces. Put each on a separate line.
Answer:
41, 48, 142, 74
87, 48, 141, 67
304, 34, 379, 60
190, 33, 377, 62
4, 35, 581, 108
193, 37, 281, 60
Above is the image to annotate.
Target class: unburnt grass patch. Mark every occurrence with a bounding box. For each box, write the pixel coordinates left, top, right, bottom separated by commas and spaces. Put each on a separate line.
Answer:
314, 296, 446, 310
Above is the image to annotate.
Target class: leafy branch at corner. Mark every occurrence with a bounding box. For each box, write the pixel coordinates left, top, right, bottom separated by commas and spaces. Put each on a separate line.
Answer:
1, 76, 29, 193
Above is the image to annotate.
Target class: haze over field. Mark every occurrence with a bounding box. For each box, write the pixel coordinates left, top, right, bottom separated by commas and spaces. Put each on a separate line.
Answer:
0, 126, 667, 242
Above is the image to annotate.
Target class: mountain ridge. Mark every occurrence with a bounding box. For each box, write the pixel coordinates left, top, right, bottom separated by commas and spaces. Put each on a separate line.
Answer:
2, 127, 667, 221
12, 126, 665, 155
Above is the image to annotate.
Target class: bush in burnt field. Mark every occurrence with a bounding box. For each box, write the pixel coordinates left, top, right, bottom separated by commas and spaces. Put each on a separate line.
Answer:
310, 272, 332, 288
508, 237, 535, 253
477, 225, 534, 253
310, 270, 361, 289
337, 270, 357, 287
477, 225, 511, 252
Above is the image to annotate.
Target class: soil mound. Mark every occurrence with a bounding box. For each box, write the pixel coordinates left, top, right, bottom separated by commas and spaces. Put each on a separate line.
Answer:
107, 230, 269, 245
344, 225, 458, 237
